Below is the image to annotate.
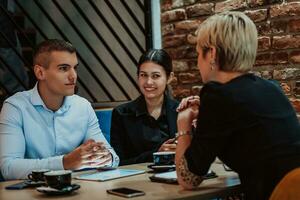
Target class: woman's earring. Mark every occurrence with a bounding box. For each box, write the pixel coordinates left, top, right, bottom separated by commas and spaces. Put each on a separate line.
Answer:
210, 60, 216, 70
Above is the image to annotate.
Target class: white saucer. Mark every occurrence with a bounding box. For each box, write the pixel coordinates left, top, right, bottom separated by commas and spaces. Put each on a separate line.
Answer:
36, 184, 80, 195
147, 164, 176, 172
25, 180, 45, 187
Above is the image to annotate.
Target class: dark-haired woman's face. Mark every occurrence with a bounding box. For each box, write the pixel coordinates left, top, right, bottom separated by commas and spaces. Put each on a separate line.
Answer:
138, 62, 168, 100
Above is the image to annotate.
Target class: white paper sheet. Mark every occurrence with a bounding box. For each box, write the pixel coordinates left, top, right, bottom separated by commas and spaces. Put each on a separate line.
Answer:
75, 169, 145, 181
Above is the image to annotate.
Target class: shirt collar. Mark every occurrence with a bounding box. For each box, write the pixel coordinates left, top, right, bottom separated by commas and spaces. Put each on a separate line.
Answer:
30, 83, 72, 113
135, 95, 167, 118
136, 96, 148, 117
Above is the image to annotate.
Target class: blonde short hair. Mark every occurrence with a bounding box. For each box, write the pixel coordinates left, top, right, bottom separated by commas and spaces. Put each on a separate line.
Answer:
196, 11, 257, 72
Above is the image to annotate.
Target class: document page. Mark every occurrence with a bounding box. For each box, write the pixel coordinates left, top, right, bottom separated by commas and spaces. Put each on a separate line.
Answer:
76, 169, 145, 181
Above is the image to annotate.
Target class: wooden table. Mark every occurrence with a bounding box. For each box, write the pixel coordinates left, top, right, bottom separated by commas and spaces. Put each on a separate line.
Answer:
0, 163, 241, 200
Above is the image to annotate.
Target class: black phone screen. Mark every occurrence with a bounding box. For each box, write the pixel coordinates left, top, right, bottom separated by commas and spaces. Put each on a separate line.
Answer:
107, 187, 145, 197
5, 181, 28, 190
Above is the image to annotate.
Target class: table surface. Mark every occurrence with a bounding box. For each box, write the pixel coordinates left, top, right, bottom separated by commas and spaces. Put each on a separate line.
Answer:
0, 162, 241, 200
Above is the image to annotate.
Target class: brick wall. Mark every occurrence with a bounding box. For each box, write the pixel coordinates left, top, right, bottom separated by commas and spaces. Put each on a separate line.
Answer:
161, 0, 300, 112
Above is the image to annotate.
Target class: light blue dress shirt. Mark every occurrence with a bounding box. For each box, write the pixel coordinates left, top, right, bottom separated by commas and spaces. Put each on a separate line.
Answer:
0, 84, 119, 180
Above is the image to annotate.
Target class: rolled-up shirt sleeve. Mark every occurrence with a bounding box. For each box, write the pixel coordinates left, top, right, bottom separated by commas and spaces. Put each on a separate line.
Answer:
0, 102, 64, 180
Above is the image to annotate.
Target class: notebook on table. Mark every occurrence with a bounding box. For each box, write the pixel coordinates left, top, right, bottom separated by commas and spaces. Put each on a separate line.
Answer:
75, 169, 145, 181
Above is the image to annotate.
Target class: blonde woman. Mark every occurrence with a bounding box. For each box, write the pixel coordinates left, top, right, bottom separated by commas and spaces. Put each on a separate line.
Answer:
175, 11, 300, 200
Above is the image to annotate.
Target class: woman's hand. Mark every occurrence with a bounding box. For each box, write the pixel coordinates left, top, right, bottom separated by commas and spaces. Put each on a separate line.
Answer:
176, 96, 200, 131
177, 106, 199, 132
158, 138, 176, 152
176, 95, 200, 112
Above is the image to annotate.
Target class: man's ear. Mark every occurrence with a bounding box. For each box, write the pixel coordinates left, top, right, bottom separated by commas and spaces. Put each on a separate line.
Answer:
34, 65, 45, 81
167, 72, 175, 84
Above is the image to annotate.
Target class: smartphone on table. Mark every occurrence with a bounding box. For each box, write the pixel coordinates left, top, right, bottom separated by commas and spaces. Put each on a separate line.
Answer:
5, 181, 28, 190
107, 187, 145, 198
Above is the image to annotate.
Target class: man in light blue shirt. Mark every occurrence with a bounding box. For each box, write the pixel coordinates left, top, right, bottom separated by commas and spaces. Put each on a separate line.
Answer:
0, 39, 119, 180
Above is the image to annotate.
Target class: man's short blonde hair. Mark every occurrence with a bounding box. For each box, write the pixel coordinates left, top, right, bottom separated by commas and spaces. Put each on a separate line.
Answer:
196, 11, 257, 72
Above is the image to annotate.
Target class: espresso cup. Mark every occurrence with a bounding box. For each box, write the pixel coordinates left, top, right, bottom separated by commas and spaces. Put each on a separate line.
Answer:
153, 151, 175, 166
44, 170, 72, 190
27, 169, 50, 182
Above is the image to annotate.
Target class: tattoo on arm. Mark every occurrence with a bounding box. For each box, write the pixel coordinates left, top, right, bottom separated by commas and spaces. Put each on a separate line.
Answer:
178, 156, 202, 187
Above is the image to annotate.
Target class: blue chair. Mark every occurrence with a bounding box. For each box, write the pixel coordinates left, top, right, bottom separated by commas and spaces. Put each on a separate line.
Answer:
95, 108, 113, 143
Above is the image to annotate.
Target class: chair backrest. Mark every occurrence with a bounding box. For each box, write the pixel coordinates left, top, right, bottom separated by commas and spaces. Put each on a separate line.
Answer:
95, 108, 113, 143
269, 167, 300, 200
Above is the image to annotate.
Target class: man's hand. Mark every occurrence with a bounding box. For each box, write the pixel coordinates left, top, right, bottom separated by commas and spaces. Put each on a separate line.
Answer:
63, 139, 112, 170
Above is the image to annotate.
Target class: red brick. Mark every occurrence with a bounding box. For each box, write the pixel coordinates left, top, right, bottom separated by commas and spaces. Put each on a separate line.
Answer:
271, 20, 288, 34
244, 9, 267, 23
163, 34, 187, 48
172, 0, 197, 8
161, 0, 173, 11
294, 81, 300, 98
191, 85, 203, 95
215, 0, 247, 13
273, 35, 300, 49
290, 97, 300, 111
251, 71, 262, 77
270, 2, 300, 18
272, 52, 289, 64
172, 60, 189, 72
178, 72, 201, 84
255, 52, 288, 65
172, 86, 191, 99
256, 22, 272, 36
187, 33, 197, 45
258, 36, 271, 51
295, 69, 300, 79
255, 53, 272, 65
186, 3, 214, 18
260, 70, 273, 79
290, 51, 300, 63
174, 19, 202, 32
185, 46, 198, 58
167, 45, 197, 59
280, 81, 292, 97
187, 60, 198, 70
247, 0, 266, 8
289, 19, 300, 33
161, 9, 186, 23
162, 24, 175, 36
169, 75, 178, 86
273, 68, 300, 80
269, 0, 283, 4
160, 1, 300, 98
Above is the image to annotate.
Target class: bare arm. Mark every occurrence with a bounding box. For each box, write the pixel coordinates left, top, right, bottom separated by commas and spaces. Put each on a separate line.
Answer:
176, 96, 203, 189
177, 155, 203, 189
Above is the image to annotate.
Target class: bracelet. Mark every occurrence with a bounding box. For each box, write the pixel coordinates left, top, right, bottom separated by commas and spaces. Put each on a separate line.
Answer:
175, 130, 192, 139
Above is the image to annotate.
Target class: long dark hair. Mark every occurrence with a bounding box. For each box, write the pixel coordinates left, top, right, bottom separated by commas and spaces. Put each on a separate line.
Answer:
137, 49, 172, 77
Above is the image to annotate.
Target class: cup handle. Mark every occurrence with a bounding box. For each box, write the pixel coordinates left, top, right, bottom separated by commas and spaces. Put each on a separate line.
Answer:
28, 174, 33, 180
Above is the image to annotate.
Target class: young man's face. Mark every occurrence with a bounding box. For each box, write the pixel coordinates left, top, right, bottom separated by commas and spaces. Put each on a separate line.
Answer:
39, 51, 78, 98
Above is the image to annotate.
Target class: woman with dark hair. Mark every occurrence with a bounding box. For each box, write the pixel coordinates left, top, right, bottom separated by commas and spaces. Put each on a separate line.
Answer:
110, 49, 179, 165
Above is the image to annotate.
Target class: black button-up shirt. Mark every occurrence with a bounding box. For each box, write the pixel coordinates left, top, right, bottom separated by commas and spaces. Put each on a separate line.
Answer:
111, 95, 179, 165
